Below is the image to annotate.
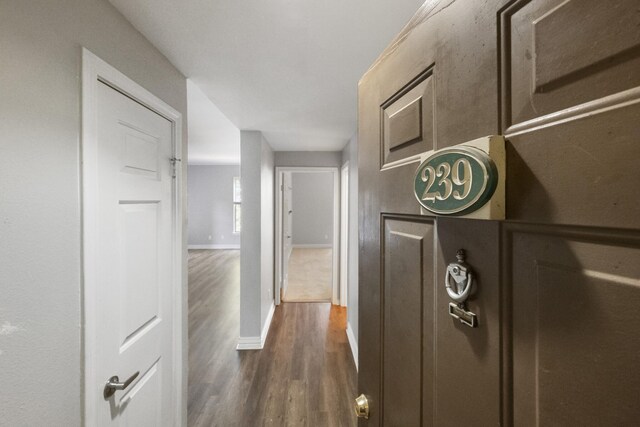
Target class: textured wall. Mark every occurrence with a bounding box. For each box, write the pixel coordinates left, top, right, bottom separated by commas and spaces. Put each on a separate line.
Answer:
0, 0, 187, 424
188, 165, 241, 247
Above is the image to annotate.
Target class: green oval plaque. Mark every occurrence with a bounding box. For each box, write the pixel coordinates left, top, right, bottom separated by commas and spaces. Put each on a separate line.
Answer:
413, 146, 498, 215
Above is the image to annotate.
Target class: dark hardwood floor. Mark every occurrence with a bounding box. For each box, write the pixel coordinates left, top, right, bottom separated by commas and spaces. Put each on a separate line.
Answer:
188, 249, 358, 426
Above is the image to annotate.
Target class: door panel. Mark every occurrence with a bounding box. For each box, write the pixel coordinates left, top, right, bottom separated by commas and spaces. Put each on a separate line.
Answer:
118, 203, 160, 348
118, 361, 161, 427
502, 0, 640, 129
506, 226, 640, 426
434, 219, 501, 426
506, 104, 640, 229
96, 81, 174, 426
381, 69, 435, 167
502, 0, 640, 229
382, 218, 434, 426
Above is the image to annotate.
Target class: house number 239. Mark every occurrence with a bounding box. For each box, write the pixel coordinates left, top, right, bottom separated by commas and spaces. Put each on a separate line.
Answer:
420, 158, 472, 202
413, 145, 498, 216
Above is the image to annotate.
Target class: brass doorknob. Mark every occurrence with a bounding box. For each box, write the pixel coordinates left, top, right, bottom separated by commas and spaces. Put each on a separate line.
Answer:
354, 394, 369, 419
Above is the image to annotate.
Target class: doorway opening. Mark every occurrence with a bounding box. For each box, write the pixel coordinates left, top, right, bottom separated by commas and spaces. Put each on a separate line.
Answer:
275, 167, 340, 305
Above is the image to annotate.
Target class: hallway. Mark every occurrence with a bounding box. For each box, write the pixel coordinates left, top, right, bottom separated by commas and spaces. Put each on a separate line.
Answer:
188, 249, 357, 426
283, 248, 333, 302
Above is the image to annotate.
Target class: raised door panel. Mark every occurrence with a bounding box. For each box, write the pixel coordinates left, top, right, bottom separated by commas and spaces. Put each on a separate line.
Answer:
507, 226, 640, 425
502, 0, 640, 129
381, 68, 435, 167
117, 360, 161, 427
434, 219, 502, 426
118, 203, 161, 353
382, 218, 435, 426
506, 103, 640, 228
501, 0, 640, 229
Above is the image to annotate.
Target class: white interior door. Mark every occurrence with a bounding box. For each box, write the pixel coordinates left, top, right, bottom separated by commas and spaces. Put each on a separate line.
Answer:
94, 81, 175, 426
282, 171, 293, 297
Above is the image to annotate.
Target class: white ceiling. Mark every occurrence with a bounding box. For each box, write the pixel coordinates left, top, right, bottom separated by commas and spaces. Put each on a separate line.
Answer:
109, 0, 425, 159
187, 79, 240, 164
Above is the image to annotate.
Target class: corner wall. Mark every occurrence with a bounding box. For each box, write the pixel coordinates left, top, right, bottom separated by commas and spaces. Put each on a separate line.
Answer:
239, 131, 275, 347
0, 0, 188, 424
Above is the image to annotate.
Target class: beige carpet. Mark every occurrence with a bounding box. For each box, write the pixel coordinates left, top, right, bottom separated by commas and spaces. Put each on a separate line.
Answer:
283, 248, 332, 302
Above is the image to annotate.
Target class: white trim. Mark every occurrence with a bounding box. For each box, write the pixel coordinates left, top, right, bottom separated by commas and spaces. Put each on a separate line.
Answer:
236, 302, 276, 350
291, 243, 333, 249
235, 336, 263, 350
261, 301, 276, 346
380, 153, 423, 171
275, 167, 340, 306
346, 322, 358, 371
505, 86, 640, 137
340, 162, 349, 308
187, 161, 241, 166
188, 244, 240, 250
331, 170, 340, 305
275, 170, 283, 306
81, 48, 184, 427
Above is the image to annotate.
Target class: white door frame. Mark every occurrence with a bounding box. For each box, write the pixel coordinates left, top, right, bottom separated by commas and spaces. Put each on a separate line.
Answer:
275, 167, 340, 305
81, 48, 184, 426
340, 162, 349, 308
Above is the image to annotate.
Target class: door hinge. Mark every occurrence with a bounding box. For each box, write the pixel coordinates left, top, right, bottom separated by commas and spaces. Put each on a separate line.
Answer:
170, 156, 182, 178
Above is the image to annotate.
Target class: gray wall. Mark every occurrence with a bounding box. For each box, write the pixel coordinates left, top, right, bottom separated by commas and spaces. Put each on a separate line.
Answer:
342, 135, 359, 353
240, 131, 274, 339
188, 165, 241, 247
275, 151, 343, 167
260, 139, 275, 328
292, 172, 334, 246
0, 0, 188, 425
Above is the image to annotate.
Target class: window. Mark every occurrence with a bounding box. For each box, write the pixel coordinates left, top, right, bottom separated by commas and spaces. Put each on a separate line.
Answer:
233, 176, 241, 233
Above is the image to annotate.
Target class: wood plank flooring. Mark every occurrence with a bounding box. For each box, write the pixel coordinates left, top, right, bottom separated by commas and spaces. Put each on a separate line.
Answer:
188, 249, 357, 427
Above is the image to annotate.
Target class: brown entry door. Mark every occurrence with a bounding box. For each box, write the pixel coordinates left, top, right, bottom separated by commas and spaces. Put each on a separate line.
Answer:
357, 0, 640, 425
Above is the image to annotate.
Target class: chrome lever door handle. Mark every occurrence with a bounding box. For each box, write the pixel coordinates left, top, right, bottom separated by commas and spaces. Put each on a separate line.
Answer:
103, 371, 139, 399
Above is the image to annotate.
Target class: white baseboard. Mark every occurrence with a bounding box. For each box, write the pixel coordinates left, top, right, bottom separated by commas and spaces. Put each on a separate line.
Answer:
346, 321, 358, 371
292, 244, 333, 249
261, 301, 276, 344
188, 244, 240, 250
237, 301, 276, 350
236, 335, 262, 350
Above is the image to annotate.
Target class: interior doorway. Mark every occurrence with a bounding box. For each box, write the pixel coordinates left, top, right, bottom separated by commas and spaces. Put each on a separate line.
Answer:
275, 167, 339, 305
82, 49, 184, 426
